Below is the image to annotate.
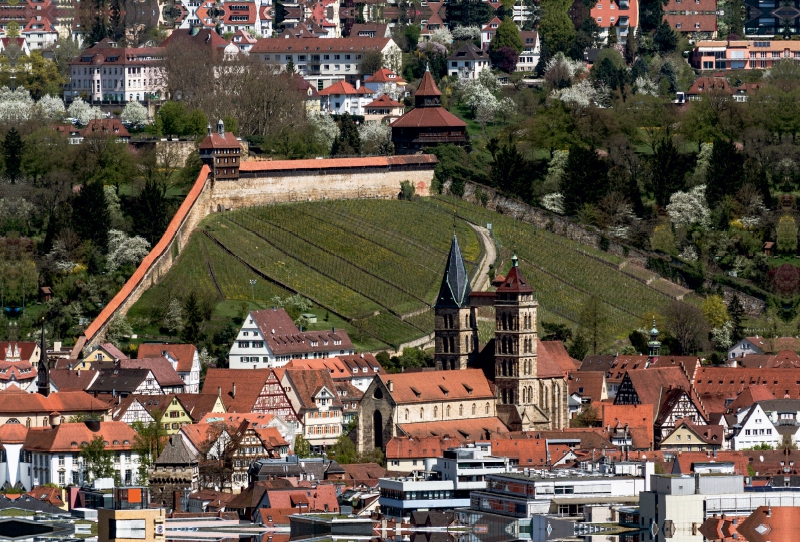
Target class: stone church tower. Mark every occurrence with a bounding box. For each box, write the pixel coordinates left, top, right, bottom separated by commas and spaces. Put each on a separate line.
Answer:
434, 235, 477, 370
494, 255, 567, 430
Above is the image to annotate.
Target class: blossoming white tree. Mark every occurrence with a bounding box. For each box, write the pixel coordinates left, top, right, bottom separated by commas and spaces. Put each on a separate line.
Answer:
0, 87, 33, 122
68, 97, 103, 125
359, 121, 393, 155
106, 229, 151, 272
666, 185, 711, 228
451, 25, 481, 40
121, 101, 148, 126
33, 95, 66, 119
308, 114, 339, 153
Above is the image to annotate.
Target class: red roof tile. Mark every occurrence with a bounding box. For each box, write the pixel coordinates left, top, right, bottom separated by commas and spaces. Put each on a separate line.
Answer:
364, 68, 406, 84
380, 368, 494, 404
202, 368, 272, 413
24, 422, 136, 452
317, 80, 373, 96
397, 417, 509, 442
239, 154, 437, 172
137, 343, 197, 373
365, 94, 404, 108
391, 106, 467, 128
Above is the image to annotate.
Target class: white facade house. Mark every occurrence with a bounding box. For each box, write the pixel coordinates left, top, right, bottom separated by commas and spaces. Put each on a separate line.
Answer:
447, 43, 491, 79
228, 309, 354, 369
733, 403, 781, 450
251, 37, 402, 89
137, 344, 201, 394
516, 31, 540, 72
728, 336, 769, 358
318, 79, 375, 114
481, 17, 502, 50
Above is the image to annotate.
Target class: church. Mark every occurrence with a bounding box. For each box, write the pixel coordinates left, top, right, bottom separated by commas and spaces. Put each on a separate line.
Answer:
434, 236, 571, 431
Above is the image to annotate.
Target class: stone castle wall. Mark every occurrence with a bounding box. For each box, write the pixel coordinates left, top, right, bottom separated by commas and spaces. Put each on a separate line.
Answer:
82, 156, 437, 350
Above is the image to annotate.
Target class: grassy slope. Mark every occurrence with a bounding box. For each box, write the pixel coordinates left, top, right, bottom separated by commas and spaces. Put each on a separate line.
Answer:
130, 197, 702, 352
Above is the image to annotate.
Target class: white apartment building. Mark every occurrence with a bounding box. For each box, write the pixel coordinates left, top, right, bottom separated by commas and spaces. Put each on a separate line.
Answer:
250, 36, 402, 89
447, 43, 491, 79
228, 308, 354, 369
67, 38, 165, 102
733, 399, 800, 450
318, 79, 375, 115
379, 443, 509, 519
516, 31, 540, 72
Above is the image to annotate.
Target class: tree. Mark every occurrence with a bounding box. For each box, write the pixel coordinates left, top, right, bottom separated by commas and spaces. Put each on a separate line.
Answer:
578, 296, 609, 355
329, 433, 358, 463
777, 215, 798, 255
490, 17, 523, 53
491, 46, 520, 73
568, 334, 589, 360
131, 178, 170, 245
80, 435, 116, 483
162, 299, 184, 335
728, 293, 745, 342
650, 224, 677, 255
68, 97, 102, 125
538, 0, 576, 55
649, 137, 686, 207
294, 435, 312, 457
542, 322, 573, 342
653, 22, 678, 53
158, 101, 189, 137
106, 315, 133, 348
703, 295, 729, 329
182, 291, 203, 343
2, 127, 24, 183
705, 139, 744, 208
331, 114, 361, 156
359, 50, 384, 78
131, 414, 169, 484
106, 230, 150, 273
561, 145, 609, 215
571, 405, 599, 427
121, 101, 148, 126
72, 180, 110, 250
664, 301, 706, 355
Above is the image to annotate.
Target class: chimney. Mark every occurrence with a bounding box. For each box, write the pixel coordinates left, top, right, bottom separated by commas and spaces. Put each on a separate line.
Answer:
173, 490, 182, 514
387, 380, 393, 392
232, 382, 236, 398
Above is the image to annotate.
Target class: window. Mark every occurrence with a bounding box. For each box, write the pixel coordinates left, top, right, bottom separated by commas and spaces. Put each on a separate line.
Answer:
110, 520, 146, 539
597, 17, 602, 21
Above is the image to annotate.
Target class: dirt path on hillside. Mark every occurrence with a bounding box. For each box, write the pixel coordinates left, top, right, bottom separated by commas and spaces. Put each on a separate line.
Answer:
469, 223, 497, 293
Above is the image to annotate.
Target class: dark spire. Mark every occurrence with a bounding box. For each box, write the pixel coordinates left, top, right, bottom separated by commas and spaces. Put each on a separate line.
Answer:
37, 321, 49, 397
435, 235, 471, 309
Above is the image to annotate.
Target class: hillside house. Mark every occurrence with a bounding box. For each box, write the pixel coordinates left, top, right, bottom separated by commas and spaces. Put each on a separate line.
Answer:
447, 43, 490, 80
318, 79, 375, 115
138, 344, 202, 394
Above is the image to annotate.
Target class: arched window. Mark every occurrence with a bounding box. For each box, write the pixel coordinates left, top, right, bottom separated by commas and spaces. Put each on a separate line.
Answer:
446, 405, 451, 417
404, 409, 409, 421
472, 403, 476, 415
528, 386, 533, 404
420, 408, 424, 419
459, 404, 464, 416
434, 406, 438, 417
449, 336, 455, 353
485, 402, 490, 414
501, 389, 507, 404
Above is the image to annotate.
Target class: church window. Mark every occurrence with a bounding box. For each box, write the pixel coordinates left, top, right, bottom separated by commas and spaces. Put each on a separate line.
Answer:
449, 336, 455, 353
472, 403, 476, 415
502, 389, 507, 404
465, 336, 469, 350
404, 409, 409, 421
446, 405, 451, 417
459, 404, 463, 416
466, 315, 470, 327
420, 408, 424, 419
485, 402, 490, 414
443, 338, 449, 353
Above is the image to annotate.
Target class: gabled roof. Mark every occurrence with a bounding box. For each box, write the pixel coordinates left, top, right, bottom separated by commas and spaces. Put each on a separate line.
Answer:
340, 462, 386, 481
137, 343, 197, 373
156, 433, 199, 465
0, 423, 28, 444
671, 451, 748, 475
198, 131, 241, 150
249, 309, 355, 356
738, 506, 794, 542
727, 385, 777, 413
380, 368, 494, 404
80, 119, 130, 139
317, 80, 373, 96
202, 368, 272, 413
89, 368, 150, 394
694, 367, 800, 413
481, 16, 502, 32
0, 387, 108, 415
284, 368, 342, 410
435, 235, 471, 309
365, 94, 403, 108
0, 342, 37, 362
568, 372, 606, 400
497, 258, 534, 294
619, 366, 704, 420
391, 105, 467, 128
364, 67, 406, 84
175, 393, 226, 422
98, 358, 184, 388
49, 369, 98, 392
447, 42, 488, 61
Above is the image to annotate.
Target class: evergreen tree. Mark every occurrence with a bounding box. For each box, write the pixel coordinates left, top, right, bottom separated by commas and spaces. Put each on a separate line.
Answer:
72, 180, 110, 251
568, 334, 589, 360
293, 435, 312, 457
331, 114, 361, 156
561, 145, 609, 215
650, 137, 685, 206
728, 293, 745, 342
132, 178, 170, 246
705, 139, 744, 208
490, 17, 523, 53
182, 292, 203, 343
578, 295, 610, 355
653, 22, 678, 53
2, 127, 24, 183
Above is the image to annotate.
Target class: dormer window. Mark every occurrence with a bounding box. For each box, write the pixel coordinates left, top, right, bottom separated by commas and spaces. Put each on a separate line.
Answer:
411, 387, 421, 398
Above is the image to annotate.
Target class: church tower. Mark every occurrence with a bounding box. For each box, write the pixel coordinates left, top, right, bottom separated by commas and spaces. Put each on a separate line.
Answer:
37, 323, 50, 397
434, 235, 477, 370
494, 255, 538, 407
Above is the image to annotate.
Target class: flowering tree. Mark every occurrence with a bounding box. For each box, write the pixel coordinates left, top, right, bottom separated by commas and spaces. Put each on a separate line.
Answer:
634, 76, 658, 96
308, 114, 339, 153
121, 101, 148, 126
68, 97, 103, 125
545, 52, 586, 80
33, 95, 66, 119
541, 192, 565, 214
106, 229, 151, 272
359, 121, 393, 155
666, 185, 711, 228
550, 79, 609, 109
429, 28, 453, 46
0, 87, 33, 122
451, 26, 481, 40
377, 82, 402, 101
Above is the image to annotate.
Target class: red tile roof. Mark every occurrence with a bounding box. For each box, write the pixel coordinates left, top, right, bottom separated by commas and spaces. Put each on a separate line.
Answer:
317, 80, 373, 96
137, 344, 197, 373
622, 366, 705, 420
340, 462, 386, 481
0, 387, 109, 415
202, 368, 272, 413
98, 358, 184, 388
738, 506, 795, 542
0, 423, 29, 444
284, 368, 342, 410
262, 485, 339, 512
385, 436, 454, 460
397, 417, 509, 442
198, 131, 241, 150
688, 76, 733, 95
391, 106, 467, 129
80, 119, 131, 139
365, 94, 404, 108
694, 367, 800, 413
745, 336, 800, 354
251, 37, 392, 54
283, 354, 382, 379
239, 155, 437, 172
249, 309, 355, 356
24, 421, 136, 452
364, 68, 406, 84
726, 385, 776, 413
380, 368, 494, 404
0, 360, 35, 382
27, 486, 64, 507
568, 372, 606, 401
49, 369, 98, 392
175, 393, 225, 422
0, 342, 37, 362
665, 14, 717, 32
671, 451, 748, 475
414, 70, 442, 98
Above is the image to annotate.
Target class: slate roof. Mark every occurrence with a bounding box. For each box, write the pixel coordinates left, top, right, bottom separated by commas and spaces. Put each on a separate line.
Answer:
156, 433, 199, 465
98, 358, 184, 388
0, 494, 65, 515
435, 235, 471, 309
447, 42, 488, 61
249, 457, 345, 481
